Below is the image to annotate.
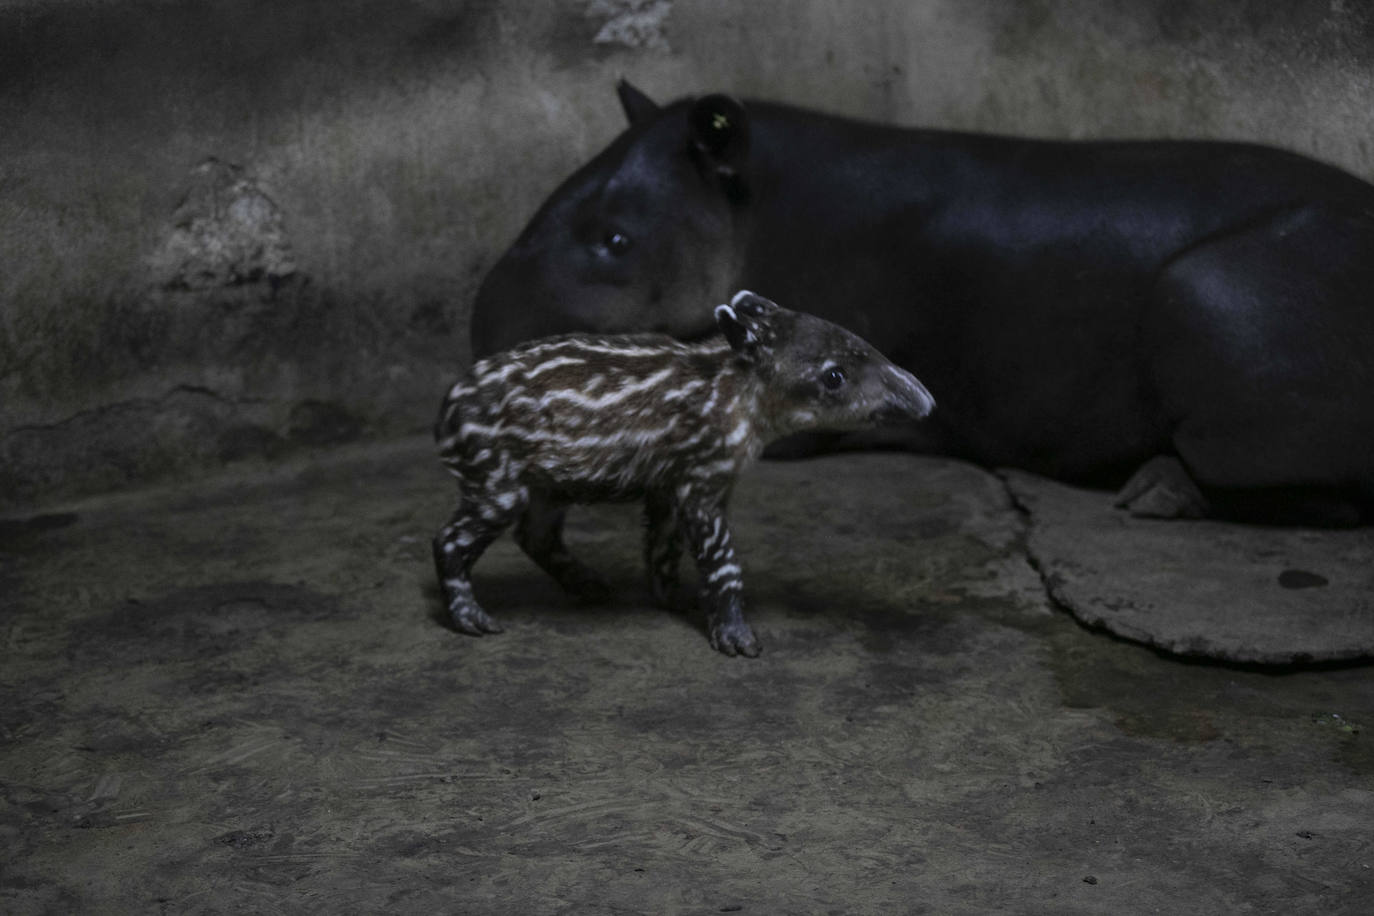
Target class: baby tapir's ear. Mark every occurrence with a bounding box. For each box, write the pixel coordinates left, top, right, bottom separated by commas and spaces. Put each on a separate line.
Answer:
729, 289, 779, 319
715, 290, 778, 355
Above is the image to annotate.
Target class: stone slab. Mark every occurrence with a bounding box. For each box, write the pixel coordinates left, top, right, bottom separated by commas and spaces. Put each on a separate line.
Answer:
1004, 469, 1374, 664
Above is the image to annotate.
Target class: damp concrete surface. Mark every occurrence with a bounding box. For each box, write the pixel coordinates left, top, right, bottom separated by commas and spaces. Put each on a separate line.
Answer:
1, 440, 1370, 913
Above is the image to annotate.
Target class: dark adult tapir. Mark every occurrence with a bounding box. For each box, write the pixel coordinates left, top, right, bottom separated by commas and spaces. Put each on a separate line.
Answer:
471, 81, 1374, 524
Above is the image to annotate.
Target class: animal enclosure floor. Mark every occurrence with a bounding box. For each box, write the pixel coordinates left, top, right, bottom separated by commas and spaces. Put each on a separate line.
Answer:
2, 439, 1371, 913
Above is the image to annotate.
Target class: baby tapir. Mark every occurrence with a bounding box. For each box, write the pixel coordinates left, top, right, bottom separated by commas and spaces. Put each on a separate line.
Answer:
433, 291, 935, 657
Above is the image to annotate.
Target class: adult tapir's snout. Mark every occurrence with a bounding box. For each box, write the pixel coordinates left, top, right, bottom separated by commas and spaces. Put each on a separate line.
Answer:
468, 279, 507, 359
470, 255, 562, 358
877, 363, 936, 423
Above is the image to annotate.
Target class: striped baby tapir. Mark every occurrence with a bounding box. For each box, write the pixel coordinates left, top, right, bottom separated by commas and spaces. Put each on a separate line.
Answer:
433, 291, 935, 657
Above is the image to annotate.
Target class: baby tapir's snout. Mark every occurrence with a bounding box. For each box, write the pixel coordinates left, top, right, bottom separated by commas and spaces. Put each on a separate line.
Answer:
875, 364, 936, 424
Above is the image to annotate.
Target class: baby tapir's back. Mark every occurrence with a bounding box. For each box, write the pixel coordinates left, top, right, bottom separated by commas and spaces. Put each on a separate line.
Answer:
436, 332, 743, 498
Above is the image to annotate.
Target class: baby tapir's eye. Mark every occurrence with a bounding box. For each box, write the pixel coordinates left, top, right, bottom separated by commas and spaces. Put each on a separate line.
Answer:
821, 365, 847, 390
602, 229, 633, 256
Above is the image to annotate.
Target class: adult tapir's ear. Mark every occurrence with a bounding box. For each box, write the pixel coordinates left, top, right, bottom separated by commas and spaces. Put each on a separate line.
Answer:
617, 79, 661, 124
714, 290, 777, 356
689, 94, 750, 203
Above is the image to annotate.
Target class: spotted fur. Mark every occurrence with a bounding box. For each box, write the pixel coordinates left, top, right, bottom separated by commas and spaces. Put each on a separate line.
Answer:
433, 291, 935, 656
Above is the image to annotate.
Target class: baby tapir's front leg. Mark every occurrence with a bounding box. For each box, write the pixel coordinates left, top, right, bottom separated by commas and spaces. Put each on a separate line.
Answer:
675, 484, 761, 658
643, 490, 684, 608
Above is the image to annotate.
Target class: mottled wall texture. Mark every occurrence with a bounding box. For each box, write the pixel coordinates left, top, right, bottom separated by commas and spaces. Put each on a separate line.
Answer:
2, 0, 1372, 509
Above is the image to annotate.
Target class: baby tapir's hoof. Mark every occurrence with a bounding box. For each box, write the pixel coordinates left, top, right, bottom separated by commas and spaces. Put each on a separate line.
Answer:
449, 602, 504, 636
710, 619, 762, 658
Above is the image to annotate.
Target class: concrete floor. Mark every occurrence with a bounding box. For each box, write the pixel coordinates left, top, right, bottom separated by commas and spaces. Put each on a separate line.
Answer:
1, 439, 1370, 914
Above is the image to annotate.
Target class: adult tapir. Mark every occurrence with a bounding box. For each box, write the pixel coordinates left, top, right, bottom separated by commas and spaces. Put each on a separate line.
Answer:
470, 81, 1374, 525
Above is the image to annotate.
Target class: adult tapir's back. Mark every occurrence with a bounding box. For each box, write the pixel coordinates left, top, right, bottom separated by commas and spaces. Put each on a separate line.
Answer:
470, 82, 1374, 523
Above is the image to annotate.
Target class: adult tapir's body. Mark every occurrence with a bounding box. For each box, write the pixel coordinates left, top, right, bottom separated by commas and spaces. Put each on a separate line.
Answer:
471, 82, 1374, 523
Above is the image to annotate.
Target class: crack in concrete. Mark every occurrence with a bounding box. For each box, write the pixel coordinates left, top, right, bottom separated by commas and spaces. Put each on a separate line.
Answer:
1, 385, 270, 439
994, 468, 1066, 608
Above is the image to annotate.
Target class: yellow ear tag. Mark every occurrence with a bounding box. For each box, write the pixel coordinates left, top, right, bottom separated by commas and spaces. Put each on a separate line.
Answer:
712, 112, 730, 131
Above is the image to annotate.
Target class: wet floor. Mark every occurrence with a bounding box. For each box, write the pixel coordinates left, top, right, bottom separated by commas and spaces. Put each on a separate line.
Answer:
1, 439, 1370, 913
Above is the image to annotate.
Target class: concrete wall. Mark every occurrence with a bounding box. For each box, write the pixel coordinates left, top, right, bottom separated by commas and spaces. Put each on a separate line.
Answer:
3, 0, 1372, 509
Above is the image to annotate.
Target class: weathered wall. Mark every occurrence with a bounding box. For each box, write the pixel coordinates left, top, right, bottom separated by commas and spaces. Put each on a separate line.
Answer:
2, 0, 1372, 509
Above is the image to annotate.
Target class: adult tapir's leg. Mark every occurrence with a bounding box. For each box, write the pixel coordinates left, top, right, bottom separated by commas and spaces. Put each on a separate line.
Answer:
1129, 204, 1374, 525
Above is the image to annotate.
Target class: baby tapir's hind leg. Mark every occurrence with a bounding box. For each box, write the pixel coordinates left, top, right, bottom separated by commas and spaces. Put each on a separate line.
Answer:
514, 489, 612, 602
433, 484, 528, 636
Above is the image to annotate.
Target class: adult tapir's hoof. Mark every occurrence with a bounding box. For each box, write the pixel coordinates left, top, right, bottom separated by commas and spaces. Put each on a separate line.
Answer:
710, 619, 762, 658
1114, 456, 1211, 520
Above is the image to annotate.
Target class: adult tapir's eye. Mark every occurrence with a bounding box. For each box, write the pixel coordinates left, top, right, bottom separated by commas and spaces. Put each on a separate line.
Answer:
602, 229, 633, 256
821, 365, 847, 390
